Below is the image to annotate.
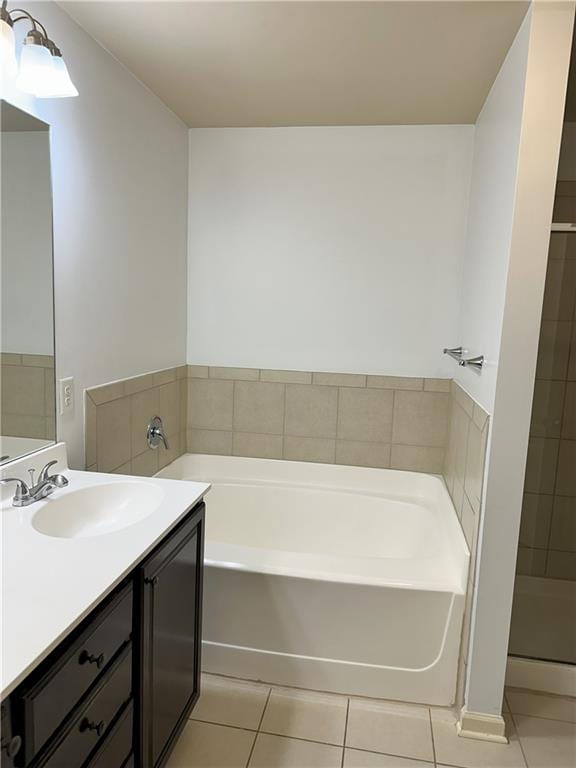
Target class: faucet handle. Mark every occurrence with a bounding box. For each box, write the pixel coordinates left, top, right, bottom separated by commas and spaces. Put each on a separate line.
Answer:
39, 460, 58, 482
0, 478, 30, 503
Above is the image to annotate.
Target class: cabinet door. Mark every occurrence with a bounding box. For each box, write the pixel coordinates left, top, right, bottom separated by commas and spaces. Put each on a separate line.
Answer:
140, 504, 204, 768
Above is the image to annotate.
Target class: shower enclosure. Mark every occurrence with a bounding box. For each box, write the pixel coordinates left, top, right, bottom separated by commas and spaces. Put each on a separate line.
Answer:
509, 38, 576, 670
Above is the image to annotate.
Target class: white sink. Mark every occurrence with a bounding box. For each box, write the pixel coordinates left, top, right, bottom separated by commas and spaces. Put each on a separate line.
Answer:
32, 482, 165, 539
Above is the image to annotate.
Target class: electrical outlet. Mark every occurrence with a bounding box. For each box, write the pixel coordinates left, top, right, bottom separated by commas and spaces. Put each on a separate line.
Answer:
58, 377, 74, 416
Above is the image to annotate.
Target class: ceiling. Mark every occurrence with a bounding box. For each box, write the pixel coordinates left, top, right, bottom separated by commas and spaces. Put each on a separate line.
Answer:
60, 0, 530, 127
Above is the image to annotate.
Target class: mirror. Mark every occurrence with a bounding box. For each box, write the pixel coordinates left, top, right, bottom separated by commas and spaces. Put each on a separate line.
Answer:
0, 100, 56, 465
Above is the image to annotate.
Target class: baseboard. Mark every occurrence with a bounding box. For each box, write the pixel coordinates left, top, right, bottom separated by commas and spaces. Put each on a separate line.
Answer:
457, 708, 508, 743
506, 656, 576, 697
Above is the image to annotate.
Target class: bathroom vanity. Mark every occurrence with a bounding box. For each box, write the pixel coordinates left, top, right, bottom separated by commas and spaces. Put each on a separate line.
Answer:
0, 446, 209, 768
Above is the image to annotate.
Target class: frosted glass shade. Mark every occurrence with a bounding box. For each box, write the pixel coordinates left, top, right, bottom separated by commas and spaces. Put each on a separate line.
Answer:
16, 42, 54, 96
41, 55, 78, 98
0, 19, 17, 78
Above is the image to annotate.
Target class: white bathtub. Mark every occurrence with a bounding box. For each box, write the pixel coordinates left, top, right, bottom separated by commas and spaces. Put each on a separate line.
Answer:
157, 454, 469, 705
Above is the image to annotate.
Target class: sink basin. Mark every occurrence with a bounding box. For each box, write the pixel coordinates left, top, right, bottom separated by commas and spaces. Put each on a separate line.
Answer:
32, 482, 165, 539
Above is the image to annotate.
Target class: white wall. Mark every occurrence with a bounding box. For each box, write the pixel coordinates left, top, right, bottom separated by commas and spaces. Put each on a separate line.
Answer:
464, 2, 575, 719
1, 1, 189, 467
187, 126, 473, 377
1, 132, 53, 355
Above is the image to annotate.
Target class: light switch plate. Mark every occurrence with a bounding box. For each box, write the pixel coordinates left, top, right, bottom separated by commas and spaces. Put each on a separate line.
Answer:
58, 377, 74, 416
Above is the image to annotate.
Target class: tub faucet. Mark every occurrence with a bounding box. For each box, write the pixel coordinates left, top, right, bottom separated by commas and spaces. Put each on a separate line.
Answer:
147, 416, 170, 450
0, 460, 69, 507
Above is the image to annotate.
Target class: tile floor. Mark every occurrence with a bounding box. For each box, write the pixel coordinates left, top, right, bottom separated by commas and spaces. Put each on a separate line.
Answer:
166, 675, 576, 768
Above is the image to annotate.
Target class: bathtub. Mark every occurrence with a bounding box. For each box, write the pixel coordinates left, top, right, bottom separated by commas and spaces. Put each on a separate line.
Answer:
157, 454, 469, 705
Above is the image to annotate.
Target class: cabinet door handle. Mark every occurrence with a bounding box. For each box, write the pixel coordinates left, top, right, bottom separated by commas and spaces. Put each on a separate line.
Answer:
1, 735, 22, 758
80, 718, 105, 738
78, 650, 105, 669
144, 576, 159, 587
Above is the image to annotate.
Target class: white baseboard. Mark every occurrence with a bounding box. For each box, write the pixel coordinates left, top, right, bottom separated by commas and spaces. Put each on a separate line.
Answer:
457, 708, 508, 743
506, 656, 576, 697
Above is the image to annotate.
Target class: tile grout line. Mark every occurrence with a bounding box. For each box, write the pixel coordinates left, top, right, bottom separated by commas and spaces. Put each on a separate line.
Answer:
504, 710, 530, 768
428, 707, 438, 767
341, 698, 350, 767
244, 686, 272, 768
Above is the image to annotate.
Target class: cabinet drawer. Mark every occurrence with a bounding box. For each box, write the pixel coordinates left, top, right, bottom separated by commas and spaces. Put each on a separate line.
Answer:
21, 584, 133, 758
85, 701, 133, 768
41, 646, 132, 768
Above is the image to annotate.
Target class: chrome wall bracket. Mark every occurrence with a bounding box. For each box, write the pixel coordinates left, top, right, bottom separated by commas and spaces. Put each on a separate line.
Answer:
443, 346, 484, 370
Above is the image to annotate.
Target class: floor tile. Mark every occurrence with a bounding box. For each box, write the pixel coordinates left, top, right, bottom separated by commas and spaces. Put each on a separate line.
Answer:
431, 709, 526, 768
248, 733, 342, 768
346, 698, 434, 762
514, 714, 576, 768
344, 747, 433, 767
165, 720, 255, 768
506, 689, 576, 723
260, 687, 348, 745
191, 674, 270, 729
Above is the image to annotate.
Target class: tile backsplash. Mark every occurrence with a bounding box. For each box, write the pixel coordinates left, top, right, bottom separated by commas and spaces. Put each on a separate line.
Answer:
0, 352, 55, 440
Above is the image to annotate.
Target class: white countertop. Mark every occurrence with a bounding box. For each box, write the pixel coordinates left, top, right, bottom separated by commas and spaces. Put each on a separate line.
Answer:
1, 450, 209, 699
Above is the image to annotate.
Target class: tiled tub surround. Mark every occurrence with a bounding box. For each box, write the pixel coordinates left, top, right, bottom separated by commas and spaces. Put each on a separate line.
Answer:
85, 366, 188, 475
0, 353, 55, 440
442, 382, 490, 710
186, 367, 451, 473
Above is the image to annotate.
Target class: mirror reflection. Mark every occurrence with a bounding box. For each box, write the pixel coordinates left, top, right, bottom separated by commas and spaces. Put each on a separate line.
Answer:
1, 100, 56, 464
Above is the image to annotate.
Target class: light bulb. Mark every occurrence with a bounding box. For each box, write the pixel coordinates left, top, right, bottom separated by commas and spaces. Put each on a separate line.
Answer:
0, 18, 17, 79
40, 54, 78, 98
16, 38, 54, 96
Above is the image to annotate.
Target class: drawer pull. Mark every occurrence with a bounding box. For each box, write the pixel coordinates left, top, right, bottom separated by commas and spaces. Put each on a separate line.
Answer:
1, 735, 22, 758
80, 718, 106, 738
79, 650, 106, 669
144, 576, 159, 587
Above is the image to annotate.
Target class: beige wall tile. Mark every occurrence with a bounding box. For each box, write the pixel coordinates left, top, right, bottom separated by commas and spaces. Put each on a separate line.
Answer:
233, 432, 283, 459
159, 381, 181, 437
555, 440, 576, 496
2, 413, 47, 439
86, 380, 126, 405
536, 321, 572, 379
516, 546, 547, 576
337, 388, 393, 442
45, 417, 56, 441
176, 365, 188, 380
210, 366, 259, 381
44, 369, 55, 418
21, 354, 54, 368
549, 495, 576, 552
392, 391, 449, 447
234, 381, 285, 435
452, 478, 465, 519
568, 323, 576, 382
336, 441, 390, 468
153, 368, 177, 386
1, 365, 46, 416
111, 461, 131, 475
447, 401, 471, 494
461, 493, 475, 551
472, 403, 489, 433
96, 398, 131, 473
188, 379, 234, 430
312, 372, 366, 387
546, 550, 576, 580
391, 444, 445, 474
464, 421, 488, 514
285, 385, 338, 438
562, 381, 576, 439
283, 436, 335, 464
124, 373, 155, 395
261, 369, 312, 384
188, 429, 233, 455
531, 380, 565, 438
524, 437, 559, 495
131, 388, 160, 457
85, 395, 97, 468
131, 449, 159, 477
451, 381, 474, 418
424, 378, 451, 392
366, 376, 423, 390
0, 353, 21, 365
188, 365, 209, 378
519, 493, 553, 549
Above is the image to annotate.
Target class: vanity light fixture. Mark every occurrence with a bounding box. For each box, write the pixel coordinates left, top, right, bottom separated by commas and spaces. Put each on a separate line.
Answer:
0, 1, 78, 98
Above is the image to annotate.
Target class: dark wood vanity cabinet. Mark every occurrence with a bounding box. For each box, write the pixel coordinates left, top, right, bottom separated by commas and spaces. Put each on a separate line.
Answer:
1, 501, 205, 768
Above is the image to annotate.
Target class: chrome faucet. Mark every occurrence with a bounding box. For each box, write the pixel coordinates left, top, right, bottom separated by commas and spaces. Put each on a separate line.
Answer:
147, 416, 169, 450
0, 460, 69, 507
